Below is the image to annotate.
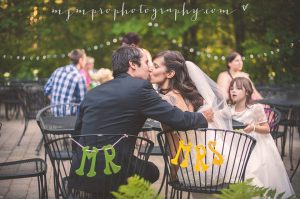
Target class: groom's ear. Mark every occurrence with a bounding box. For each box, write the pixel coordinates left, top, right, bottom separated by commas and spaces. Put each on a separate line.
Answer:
167, 70, 175, 79
129, 61, 137, 70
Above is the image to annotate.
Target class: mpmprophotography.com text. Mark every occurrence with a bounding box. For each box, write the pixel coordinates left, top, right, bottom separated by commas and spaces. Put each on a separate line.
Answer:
51, 2, 250, 21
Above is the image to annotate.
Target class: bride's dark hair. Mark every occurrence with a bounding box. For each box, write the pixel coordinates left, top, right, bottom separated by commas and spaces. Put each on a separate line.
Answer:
153, 51, 203, 111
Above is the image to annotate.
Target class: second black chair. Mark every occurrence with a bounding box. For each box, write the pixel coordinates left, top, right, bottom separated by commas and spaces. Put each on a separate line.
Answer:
263, 106, 283, 156
18, 84, 49, 145
157, 128, 256, 198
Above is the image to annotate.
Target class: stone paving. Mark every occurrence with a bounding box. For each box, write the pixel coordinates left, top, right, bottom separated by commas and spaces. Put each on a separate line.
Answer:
0, 118, 299, 199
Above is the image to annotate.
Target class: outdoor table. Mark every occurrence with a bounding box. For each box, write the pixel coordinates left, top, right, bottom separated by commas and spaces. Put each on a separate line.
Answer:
258, 95, 300, 179
141, 118, 162, 131
232, 119, 246, 129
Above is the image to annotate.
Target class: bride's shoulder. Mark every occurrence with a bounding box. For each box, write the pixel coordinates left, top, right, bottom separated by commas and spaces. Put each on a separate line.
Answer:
162, 95, 175, 104
164, 90, 185, 106
166, 90, 180, 99
162, 92, 177, 105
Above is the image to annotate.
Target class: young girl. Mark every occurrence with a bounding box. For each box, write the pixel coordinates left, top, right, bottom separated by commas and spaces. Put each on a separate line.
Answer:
229, 77, 295, 198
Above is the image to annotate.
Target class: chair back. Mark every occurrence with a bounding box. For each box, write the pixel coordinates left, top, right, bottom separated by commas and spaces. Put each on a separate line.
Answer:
36, 103, 80, 142
264, 107, 281, 136
44, 134, 154, 199
0, 82, 24, 120
157, 128, 256, 195
22, 84, 49, 120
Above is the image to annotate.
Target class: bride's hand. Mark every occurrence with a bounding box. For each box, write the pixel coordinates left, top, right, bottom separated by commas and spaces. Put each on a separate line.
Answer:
202, 108, 214, 123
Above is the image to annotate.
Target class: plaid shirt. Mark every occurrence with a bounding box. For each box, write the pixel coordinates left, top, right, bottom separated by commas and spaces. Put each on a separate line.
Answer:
44, 64, 87, 105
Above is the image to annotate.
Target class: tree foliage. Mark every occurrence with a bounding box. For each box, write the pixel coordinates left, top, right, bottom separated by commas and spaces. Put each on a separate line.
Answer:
0, 0, 299, 84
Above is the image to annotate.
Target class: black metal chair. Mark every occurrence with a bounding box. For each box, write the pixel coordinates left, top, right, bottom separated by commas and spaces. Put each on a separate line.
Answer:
0, 83, 24, 121
35, 103, 80, 155
0, 158, 48, 199
157, 128, 256, 198
44, 134, 154, 199
259, 92, 300, 170
263, 106, 284, 157
17, 84, 49, 145
36, 103, 80, 198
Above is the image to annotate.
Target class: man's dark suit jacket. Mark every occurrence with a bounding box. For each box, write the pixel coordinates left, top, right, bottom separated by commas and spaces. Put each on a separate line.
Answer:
69, 73, 208, 194
75, 73, 208, 136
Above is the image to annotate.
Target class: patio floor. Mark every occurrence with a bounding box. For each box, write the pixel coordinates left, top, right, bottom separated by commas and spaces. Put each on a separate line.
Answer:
0, 117, 299, 199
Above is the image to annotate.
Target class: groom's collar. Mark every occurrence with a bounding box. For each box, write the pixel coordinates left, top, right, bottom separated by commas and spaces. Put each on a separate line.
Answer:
114, 73, 130, 78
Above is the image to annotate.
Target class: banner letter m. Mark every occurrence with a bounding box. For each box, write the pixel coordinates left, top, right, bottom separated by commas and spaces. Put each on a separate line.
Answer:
76, 146, 99, 177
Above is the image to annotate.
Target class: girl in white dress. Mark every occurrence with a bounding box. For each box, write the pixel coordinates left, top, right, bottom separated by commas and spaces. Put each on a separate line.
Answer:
229, 77, 295, 198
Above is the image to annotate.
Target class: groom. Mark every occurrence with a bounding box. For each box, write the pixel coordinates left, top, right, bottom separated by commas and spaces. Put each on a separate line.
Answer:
71, 45, 213, 193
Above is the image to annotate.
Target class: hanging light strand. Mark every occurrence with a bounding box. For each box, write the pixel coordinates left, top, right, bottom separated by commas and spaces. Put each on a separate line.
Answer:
0, 22, 298, 61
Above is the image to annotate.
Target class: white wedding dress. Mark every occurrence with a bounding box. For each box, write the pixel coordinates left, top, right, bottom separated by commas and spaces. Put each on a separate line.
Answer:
231, 103, 295, 198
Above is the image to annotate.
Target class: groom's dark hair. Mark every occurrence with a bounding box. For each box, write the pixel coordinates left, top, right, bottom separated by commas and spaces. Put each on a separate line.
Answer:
112, 46, 142, 77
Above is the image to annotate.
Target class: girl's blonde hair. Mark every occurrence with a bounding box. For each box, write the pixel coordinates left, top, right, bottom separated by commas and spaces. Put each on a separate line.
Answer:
94, 68, 113, 84
229, 77, 253, 106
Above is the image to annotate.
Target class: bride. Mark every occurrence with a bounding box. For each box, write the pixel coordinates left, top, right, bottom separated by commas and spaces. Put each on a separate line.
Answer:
150, 50, 233, 186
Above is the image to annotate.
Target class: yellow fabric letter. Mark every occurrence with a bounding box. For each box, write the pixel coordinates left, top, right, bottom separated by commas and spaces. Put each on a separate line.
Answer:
208, 141, 224, 166
171, 140, 192, 168
194, 144, 209, 172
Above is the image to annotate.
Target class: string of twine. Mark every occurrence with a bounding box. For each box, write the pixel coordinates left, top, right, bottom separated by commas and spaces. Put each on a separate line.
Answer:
69, 134, 129, 152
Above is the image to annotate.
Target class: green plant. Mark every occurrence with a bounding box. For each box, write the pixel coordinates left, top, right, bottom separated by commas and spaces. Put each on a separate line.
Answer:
112, 175, 162, 199
214, 179, 296, 199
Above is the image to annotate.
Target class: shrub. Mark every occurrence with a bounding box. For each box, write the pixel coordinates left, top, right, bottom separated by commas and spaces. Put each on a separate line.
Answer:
112, 175, 162, 199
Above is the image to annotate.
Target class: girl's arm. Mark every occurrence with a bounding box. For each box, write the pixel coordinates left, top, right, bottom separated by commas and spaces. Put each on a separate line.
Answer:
244, 103, 270, 134
244, 121, 270, 134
